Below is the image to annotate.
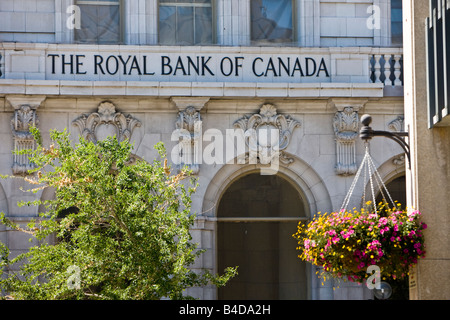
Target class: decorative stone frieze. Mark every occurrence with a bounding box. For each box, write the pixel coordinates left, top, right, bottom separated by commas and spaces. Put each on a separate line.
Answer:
233, 104, 301, 165
173, 106, 202, 174
72, 101, 141, 143
333, 106, 359, 175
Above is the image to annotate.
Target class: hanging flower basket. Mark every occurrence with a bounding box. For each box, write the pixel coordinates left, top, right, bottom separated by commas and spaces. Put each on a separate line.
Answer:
294, 143, 427, 284
293, 202, 427, 283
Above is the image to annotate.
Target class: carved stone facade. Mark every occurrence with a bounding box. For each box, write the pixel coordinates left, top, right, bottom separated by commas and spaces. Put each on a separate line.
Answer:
0, 92, 404, 301
333, 106, 359, 176
233, 104, 301, 166
0, 29, 406, 301
72, 101, 141, 143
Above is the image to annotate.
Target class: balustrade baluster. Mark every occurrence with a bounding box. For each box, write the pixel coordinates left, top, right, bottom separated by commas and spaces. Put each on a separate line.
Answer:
394, 54, 402, 86
374, 54, 382, 83
384, 55, 392, 85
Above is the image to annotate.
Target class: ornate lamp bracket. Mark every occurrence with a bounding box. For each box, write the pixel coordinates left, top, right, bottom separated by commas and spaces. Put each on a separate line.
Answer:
359, 114, 411, 169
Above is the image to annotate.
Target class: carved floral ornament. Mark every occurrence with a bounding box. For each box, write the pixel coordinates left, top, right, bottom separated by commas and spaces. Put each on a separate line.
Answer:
233, 104, 301, 165
333, 106, 359, 176
174, 106, 202, 174
333, 107, 359, 141
72, 102, 141, 143
176, 106, 201, 134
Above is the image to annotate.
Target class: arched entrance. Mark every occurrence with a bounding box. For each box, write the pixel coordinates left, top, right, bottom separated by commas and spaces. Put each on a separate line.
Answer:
217, 172, 308, 300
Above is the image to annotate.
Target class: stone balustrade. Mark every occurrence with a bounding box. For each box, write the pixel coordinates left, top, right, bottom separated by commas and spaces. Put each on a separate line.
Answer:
369, 48, 403, 87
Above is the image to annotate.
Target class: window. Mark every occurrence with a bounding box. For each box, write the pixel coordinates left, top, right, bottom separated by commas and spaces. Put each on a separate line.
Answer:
159, 0, 213, 45
391, 0, 402, 45
251, 0, 293, 44
74, 0, 122, 44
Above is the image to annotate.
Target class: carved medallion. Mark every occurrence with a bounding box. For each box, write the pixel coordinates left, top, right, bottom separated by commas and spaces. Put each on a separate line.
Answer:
72, 102, 141, 143
233, 104, 301, 165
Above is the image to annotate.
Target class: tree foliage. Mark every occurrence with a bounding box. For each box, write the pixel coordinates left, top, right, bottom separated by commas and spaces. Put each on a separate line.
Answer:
0, 128, 236, 300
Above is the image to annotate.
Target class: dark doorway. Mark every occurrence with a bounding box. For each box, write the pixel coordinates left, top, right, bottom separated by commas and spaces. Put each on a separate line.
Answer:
217, 173, 308, 300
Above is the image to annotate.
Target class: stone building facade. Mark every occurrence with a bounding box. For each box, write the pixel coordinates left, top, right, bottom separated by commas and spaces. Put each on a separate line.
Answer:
403, 0, 450, 300
1, 0, 406, 300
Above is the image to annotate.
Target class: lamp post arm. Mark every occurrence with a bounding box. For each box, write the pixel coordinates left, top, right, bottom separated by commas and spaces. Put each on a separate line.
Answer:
359, 114, 411, 169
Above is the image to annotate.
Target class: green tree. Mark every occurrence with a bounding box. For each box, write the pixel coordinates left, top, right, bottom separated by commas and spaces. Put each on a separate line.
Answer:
0, 128, 236, 300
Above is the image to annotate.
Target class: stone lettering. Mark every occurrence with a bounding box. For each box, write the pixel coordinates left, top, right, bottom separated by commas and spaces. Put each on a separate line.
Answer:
47, 53, 330, 80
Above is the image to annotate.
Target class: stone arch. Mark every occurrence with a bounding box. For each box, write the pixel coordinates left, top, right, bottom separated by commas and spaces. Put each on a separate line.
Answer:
201, 155, 333, 220
216, 172, 308, 300
197, 156, 338, 300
